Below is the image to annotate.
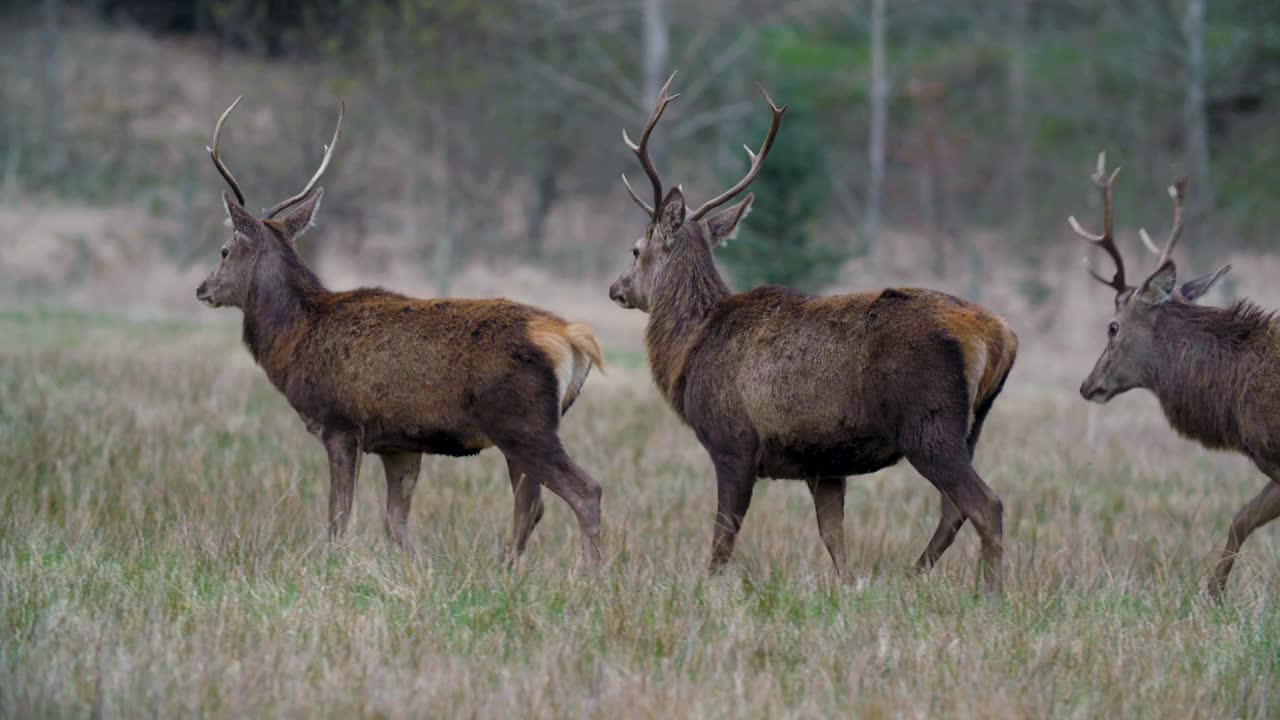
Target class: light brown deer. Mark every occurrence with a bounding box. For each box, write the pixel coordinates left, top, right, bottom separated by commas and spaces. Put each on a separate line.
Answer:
608, 74, 1018, 591
196, 98, 605, 565
1070, 151, 1275, 598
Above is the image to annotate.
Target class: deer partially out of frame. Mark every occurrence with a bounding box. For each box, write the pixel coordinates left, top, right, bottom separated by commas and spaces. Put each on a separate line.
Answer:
196, 98, 605, 566
1071, 151, 1276, 598
608, 74, 1018, 591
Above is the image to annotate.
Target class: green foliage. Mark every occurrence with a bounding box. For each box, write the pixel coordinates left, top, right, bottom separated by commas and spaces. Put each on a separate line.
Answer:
717, 105, 840, 292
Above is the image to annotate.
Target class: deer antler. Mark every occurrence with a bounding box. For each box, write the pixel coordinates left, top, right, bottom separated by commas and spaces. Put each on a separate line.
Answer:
1068, 151, 1128, 295
1137, 176, 1188, 269
621, 72, 681, 218
265, 101, 345, 219
208, 96, 247, 207
687, 84, 786, 222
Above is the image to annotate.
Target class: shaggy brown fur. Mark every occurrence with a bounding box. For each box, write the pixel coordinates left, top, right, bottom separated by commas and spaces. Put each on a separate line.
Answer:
1071, 156, 1280, 598
1082, 267, 1280, 598
198, 192, 604, 565
612, 191, 1017, 590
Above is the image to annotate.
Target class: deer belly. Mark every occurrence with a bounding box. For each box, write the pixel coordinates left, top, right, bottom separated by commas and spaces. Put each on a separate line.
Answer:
363, 426, 493, 457
756, 436, 902, 479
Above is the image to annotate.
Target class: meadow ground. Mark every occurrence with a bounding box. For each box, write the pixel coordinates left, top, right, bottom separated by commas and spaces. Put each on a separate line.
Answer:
1, 305, 1277, 718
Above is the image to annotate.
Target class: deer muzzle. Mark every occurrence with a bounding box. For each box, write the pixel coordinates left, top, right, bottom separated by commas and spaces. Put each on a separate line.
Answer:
196, 282, 218, 308
609, 279, 632, 309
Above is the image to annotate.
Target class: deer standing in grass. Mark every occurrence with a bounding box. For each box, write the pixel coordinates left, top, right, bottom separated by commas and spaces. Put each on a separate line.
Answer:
608, 75, 1018, 591
1071, 152, 1276, 598
195, 98, 605, 566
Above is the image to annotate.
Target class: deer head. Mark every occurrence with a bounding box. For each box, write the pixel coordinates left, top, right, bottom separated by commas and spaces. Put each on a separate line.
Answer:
196, 97, 343, 309
609, 73, 785, 312
1070, 152, 1231, 402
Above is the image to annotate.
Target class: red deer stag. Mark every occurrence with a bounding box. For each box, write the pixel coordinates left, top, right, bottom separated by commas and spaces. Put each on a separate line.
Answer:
196, 98, 604, 566
1070, 151, 1273, 599
608, 74, 1018, 591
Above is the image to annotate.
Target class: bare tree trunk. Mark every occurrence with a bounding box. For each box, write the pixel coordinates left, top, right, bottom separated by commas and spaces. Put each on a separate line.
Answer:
864, 0, 887, 252
643, 0, 669, 108
42, 0, 63, 183
1007, 0, 1030, 246
1183, 0, 1214, 265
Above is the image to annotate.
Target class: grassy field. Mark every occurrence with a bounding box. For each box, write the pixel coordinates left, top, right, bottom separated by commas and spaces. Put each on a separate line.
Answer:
1, 306, 1277, 718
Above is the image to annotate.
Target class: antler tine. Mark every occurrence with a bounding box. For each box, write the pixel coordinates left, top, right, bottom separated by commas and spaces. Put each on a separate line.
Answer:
1068, 151, 1128, 294
621, 71, 681, 218
687, 83, 787, 222
208, 96, 247, 207
265, 100, 345, 219
1145, 176, 1188, 268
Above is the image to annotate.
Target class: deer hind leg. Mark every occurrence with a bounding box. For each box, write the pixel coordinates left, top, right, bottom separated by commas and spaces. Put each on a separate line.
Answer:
502, 455, 546, 567
500, 437, 602, 569
914, 491, 965, 574
380, 452, 421, 552
323, 430, 362, 542
1209, 479, 1280, 600
806, 477, 850, 579
907, 451, 1004, 594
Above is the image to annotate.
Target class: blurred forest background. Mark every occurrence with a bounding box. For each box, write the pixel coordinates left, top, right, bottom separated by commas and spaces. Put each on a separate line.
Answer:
2, 0, 1278, 342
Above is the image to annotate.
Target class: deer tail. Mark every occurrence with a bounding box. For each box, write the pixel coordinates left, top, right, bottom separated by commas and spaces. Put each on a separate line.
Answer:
560, 323, 604, 416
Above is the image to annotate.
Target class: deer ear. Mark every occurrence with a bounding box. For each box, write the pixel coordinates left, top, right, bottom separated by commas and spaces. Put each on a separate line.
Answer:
1136, 260, 1177, 306
656, 186, 686, 242
279, 188, 324, 240
705, 193, 753, 248
1178, 263, 1230, 302
223, 191, 260, 240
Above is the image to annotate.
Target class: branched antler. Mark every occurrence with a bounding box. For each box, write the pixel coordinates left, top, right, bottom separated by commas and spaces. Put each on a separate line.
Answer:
1068, 151, 1128, 294
621, 72, 681, 217
266, 101, 345, 218
208, 96, 247, 207
687, 84, 786, 222
1138, 176, 1188, 268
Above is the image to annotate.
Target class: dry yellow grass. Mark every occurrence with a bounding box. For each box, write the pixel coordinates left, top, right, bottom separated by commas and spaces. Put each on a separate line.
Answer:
1, 306, 1277, 718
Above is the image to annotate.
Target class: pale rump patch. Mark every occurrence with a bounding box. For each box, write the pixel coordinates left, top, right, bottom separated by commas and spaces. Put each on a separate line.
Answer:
960, 338, 988, 429
526, 318, 604, 414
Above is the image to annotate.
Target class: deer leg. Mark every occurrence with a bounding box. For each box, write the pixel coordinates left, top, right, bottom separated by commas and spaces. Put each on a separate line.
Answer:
516, 439, 601, 569
323, 431, 362, 541
806, 477, 850, 579
908, 452, 1004, 594
502, 456, 546, 566
1209, 480, 1280, 599
380, 452, 421, 552
914, 492, 966, 574
709, 455, 755, 574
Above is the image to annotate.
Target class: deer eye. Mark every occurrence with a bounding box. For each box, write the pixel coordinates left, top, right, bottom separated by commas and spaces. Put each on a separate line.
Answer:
632, 248, 640, 259
1108, 321, 1119, 338
220, 247, 229, 259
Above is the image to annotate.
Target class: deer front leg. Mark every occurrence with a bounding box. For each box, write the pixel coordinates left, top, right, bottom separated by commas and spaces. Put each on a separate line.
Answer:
323, 431, 362, 541
709, 454, 755, 575
806, 477, 850, 579
380, 452, 421, 552
1209, 479, 1280, 600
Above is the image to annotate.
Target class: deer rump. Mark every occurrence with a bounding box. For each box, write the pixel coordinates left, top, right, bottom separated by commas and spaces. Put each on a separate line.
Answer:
678, 286, 1017, 479
280, 290, 601, 457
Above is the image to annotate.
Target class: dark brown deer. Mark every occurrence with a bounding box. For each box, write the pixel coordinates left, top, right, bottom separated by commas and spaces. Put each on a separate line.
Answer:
196, 98, 605, 566
608, 74, 1018, 591
1070, 151, 1274, 599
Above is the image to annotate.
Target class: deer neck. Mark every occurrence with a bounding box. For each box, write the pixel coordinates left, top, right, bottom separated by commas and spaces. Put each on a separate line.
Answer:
1148, 303, 1269, 448
645, 237, 730, 411
242, 247, 327, 388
